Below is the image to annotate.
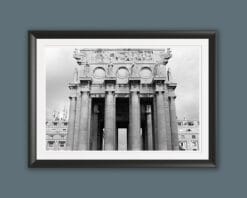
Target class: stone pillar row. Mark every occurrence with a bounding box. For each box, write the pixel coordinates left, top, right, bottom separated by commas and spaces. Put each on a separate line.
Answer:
152, 79, 179, 150
66, 84, 179, 151
68, 91, 91, 150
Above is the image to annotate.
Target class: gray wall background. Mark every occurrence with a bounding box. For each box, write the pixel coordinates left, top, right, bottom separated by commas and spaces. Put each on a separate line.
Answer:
0, 0, 246, 197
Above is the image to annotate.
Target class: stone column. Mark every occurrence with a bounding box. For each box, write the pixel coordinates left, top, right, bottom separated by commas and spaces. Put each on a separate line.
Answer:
128, 91, 141, 150
169, 96, 179, 150
152, 97, 158, 150
55, 140, 59, 150
156, 91, 168, 150
66, 96, 76, 150
87, 97, 92, 148
90, 104, 99, 150
146, 105, 153, 150
104, 78, 116, 150
72, 92, 82, 150
104, 91, 116, 150
164, 92, 172, 150
78, 91, 90, 150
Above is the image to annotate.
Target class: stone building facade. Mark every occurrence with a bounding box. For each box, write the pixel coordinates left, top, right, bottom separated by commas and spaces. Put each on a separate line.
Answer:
178, 119, 200, 151
46, 117, 68, 150
66, 48, 179, 150
46, 118, 200, 151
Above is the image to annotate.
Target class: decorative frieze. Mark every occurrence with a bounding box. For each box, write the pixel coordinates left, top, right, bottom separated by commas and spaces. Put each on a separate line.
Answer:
74, 48, 172, 64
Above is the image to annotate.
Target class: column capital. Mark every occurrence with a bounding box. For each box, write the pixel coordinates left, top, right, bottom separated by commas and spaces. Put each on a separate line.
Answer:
80, 90, 90, 94
105, 77, 116, 92
169, 95, 176, 99
104, 77, 117, 84
105, 90, 115, 95
69, 96, 77, 99
69, 84, 78, 98
129, 78, 140, 92
168, 93, 176, 99
130, 90, 140, 94
79, 77, 92, 82
79, 78, 91, 92
153, 77, 165, 83
129, 77, 141, 82
167, 82, 177, 89
153, 78, 165, 92
68, 82, 79, 88
155, 90, 165, 94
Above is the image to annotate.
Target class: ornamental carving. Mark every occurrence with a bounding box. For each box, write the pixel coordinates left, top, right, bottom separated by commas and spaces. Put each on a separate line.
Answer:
73, 48, 172, 64
130, 64, 139, 77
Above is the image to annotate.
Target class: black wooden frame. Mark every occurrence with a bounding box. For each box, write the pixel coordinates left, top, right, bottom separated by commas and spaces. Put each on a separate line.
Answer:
29, 31, 216, 168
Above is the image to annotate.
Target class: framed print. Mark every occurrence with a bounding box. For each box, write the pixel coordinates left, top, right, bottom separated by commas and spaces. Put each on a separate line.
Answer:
29, 31, 216, 167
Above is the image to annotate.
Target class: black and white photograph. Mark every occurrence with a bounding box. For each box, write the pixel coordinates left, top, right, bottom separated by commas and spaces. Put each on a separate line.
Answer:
29, 31, 216, 167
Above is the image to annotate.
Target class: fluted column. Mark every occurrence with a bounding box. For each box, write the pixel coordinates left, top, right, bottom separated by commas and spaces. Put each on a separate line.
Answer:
146, 105, 153, 150
66, 96, 76, 150
78, 91, 91, 150
156, 91, 168, 150
170, 96, 179, 150
128, 91, 141, 150
104, 91, 116, 150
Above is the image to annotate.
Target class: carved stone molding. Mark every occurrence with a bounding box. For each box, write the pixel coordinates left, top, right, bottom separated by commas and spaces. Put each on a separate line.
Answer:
73, 48, 172, 64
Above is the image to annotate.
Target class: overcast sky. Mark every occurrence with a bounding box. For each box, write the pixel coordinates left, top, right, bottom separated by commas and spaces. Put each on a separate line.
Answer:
46, 46, 199, 120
